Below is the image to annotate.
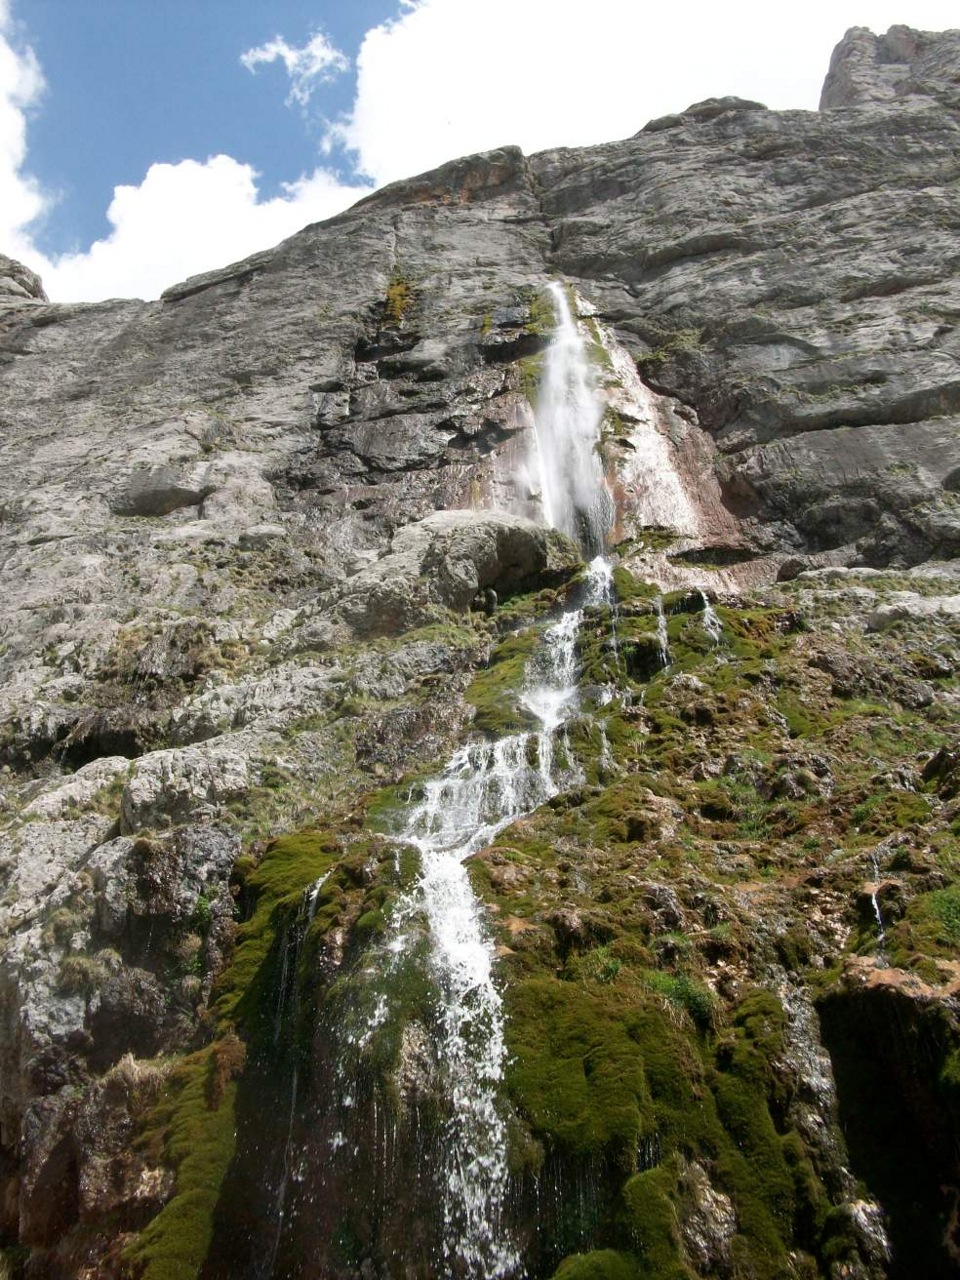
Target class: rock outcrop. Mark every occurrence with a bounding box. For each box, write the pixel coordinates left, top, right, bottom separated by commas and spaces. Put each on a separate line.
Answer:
0, 23, 959, 1280
0, 254, 46, 303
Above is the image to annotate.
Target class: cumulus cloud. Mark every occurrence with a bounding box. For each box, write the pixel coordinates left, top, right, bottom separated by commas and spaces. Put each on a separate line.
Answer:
240, 30, 348, 108
0, 0, 47, 253
37, 157, 369, 302
336, 0, 960, 186
0, 4, 367, 303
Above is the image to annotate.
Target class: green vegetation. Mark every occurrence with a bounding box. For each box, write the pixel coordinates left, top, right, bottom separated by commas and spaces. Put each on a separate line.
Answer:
635, 327, 707, 377
383, 272, 414, 325
464, 627, 542, 735
121, 554, 960, 1276
125, 1048, 241, 1280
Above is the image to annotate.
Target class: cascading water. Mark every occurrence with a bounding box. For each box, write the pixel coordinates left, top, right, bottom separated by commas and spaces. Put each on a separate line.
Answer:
371, 563, 611, 1276
868, 852, 887, 962
654, 595, 671, 668
355, 280, 616, 1275
261, 279, 618, 1278
531, 282, 614, 559
700, 592, 723, 645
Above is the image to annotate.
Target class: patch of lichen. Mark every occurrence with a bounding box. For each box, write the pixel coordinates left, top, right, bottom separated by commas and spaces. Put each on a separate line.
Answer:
635, 326, 707, 377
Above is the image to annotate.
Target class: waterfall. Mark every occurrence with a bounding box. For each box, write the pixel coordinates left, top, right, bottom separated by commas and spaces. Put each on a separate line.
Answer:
285, 277, 617, 1277
654, 595, 671, 668
387, 564, 609, 1276
700, 592, 723, 645
531, 282, 614, 558
374, 279, 613, 1274
868, 853, 887, 962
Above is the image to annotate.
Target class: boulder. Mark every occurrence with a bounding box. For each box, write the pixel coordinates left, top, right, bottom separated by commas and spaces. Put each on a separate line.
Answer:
336, 510, 580, 636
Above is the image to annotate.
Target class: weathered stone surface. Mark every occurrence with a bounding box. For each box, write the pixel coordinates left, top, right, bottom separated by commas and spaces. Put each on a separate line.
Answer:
821, 24, 960, 108
119, 744, 252, 831
334, 509, 578, 635
0, 253, 46, 303
0, 24, 958, 1279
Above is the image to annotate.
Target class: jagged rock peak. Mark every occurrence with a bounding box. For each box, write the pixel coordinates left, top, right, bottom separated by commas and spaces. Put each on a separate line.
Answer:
0, 253, 47, 303
821, 23, 960, 109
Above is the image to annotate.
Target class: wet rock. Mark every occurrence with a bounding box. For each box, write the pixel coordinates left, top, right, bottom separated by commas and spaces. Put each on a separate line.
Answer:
676, 1158, 736, 1273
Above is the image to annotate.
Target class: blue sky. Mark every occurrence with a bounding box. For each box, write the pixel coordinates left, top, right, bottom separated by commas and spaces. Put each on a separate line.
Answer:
23, 0, 395, 253
2, 0, 958, 301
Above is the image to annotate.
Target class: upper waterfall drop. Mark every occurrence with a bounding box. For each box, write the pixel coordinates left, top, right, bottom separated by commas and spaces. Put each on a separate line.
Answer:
532, 282, 614, 559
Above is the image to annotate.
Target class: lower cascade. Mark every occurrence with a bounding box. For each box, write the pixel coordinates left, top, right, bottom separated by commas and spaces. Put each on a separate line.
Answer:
356, 561, 612, 1276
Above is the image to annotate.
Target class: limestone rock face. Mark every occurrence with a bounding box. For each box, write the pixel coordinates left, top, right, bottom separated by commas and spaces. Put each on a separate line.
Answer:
0, 23, 959, 1280
335, 510, 578, 636
820, 24, 960, 108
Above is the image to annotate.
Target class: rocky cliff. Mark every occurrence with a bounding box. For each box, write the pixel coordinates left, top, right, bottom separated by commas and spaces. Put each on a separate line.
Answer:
0, 23, 959, 1280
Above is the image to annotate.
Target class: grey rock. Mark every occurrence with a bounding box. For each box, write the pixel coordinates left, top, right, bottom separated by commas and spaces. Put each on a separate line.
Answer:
120, 744, 252, 831
0, 254, 47, 303
334, 509, 579, 636
821, 24, 960, 109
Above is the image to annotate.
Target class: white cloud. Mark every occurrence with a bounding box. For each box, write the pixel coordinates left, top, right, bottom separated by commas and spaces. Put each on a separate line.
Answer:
241, 30, 348, 108
0, 6, 366, 302
35, 157, 369, 302
336, 0, 960, 186
0, 0, 47, 253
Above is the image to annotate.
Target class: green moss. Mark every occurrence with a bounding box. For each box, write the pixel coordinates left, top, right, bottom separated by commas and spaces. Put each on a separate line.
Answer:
506, 978, 654, 1168
125, 1048, 239, 1280
621, 1162, 694, 1279
520, 351, 546, 402
213, 829, 340, 1029
611, 566, 659, 604
851, 790, 931, 835
889, 884, 960, 967
465, 628, 542, 735
553, 1250, 640, 1280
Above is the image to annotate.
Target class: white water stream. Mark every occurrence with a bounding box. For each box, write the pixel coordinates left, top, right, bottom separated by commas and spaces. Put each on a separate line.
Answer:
390, 562, 610, 1275
323, 281, 616, 1276
389, 282, 614, 1273
530, 281, 614, 558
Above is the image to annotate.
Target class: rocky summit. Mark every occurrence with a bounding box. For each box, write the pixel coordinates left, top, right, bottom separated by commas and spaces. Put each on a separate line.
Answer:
1, 23, 959, 1280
